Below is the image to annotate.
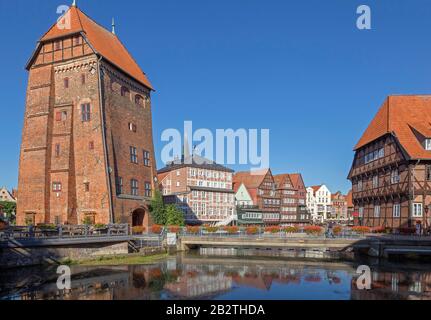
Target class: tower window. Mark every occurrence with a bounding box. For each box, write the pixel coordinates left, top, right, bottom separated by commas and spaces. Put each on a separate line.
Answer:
144, 182, 152, 197
81, 74, 86, 85
84, 182, 90, 192
143, 150, 151, 167
128, 123, 137, 132
121, 86, 130, 98
64, 78, 69, 89
54, 144, 61, 157
116, 177, 123, 195
74, 35, 81, 46
52, 182, 62, 192
89, 141, 94, 150
131, 179, 139, 196
135, 94, 144, 106
55, 111, 67, 122
81, 104, 91, 122
130, 146, 138, 164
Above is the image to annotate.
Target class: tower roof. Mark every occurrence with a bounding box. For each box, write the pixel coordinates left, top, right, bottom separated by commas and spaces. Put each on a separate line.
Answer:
354, 95, 431, 159
30, 5, 153, 90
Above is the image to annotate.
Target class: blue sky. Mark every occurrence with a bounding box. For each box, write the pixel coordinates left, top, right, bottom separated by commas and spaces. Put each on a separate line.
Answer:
1, 0, 431, 194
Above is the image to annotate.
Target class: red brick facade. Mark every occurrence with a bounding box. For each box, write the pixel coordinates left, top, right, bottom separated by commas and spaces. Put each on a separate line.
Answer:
17, 6, 156, 228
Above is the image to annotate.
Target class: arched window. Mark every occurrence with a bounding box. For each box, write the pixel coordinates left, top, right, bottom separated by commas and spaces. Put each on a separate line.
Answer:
135, 94, 144, 106
121, 86, 130, 98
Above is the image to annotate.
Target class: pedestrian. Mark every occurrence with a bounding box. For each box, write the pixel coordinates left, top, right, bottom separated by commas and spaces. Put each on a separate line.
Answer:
415, 221, 422, 237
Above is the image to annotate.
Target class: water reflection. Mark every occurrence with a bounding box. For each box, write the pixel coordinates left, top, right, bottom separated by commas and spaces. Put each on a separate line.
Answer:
1, 254, 430, 300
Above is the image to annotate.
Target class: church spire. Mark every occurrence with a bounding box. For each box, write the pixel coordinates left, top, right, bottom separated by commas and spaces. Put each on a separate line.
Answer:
72, 0, 77, 7
111, 18, 116, 35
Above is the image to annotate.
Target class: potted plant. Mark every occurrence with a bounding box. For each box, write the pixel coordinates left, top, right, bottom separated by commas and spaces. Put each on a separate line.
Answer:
186, 225, 200, 234
168, 225, 181, 234
151, 224, 164, 234
265, 226, 281, 234
284, 226, 299, 234
304, 225, 323, 236
223, 226, 239, 234
204, 226, 219, 233
351, 226, 371, 235
246, 226, 259, 235
132, 226, 146, 235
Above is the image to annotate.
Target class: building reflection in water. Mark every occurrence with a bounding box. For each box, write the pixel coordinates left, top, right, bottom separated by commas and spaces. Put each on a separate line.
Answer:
1, 256, 431, 300
351, 268, 431, 300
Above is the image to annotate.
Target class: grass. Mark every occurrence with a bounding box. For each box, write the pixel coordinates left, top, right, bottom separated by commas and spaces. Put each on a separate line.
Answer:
62, 253, 169, 266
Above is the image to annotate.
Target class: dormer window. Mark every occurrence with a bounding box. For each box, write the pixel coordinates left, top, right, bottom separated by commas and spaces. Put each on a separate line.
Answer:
425, 139, 431, 151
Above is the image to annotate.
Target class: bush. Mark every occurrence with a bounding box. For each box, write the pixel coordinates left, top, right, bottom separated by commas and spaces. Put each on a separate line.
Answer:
82, 217, 93, 225
351, 226, 371, 234
37, 224, 57, 230
204, 226, 219, 233
224, 226, 239, 234
265, 226, 280, 233
186, 225, 200, 234
371, 226, 386, 234
333, 225, 343, 235
132, 226, 146, 235
246, 226, 259, 235
151, 224, 164, 234
168, 225, 181, 234
94, 224, 107, 229
304, 225, 323, 235
283, 226, 299, 233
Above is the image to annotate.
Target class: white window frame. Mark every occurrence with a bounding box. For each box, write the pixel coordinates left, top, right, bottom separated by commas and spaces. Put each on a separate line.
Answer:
372, 175, 379, 188
393, 204, 400, 218
359, 207, 364, 218
413, 203, 423, 217
374, 205, 380, 218
391, 169, 400, 184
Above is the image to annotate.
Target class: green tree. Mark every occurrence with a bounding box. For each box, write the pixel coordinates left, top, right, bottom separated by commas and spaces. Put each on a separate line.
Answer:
149, 190, 167, 225
0, 201, 16, 225
166, 204, 185, 227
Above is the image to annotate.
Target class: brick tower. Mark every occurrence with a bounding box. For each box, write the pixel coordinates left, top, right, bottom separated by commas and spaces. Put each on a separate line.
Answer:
17, 3, 157, 228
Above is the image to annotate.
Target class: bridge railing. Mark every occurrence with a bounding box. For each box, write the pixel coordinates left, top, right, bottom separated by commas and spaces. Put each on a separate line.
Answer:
0, 224, 130, 241
175, 226, 366, 240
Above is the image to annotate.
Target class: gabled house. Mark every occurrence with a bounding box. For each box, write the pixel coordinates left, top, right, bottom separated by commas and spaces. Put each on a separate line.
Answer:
306, 185, 332, 223
348, 95, 431, 229
233, 169, 281, 225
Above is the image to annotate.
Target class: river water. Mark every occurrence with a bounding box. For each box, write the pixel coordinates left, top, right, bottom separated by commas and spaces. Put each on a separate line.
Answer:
1, 252, 430, 300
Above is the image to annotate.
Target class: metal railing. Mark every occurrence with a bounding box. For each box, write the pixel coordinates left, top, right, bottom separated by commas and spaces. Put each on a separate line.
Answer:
0, 224, 130, 241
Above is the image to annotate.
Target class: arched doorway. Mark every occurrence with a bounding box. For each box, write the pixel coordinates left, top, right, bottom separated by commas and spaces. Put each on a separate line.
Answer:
132, 208, 146, 227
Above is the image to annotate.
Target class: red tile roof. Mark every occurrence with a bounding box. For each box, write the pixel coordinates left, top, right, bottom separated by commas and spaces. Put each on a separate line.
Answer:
36, 6, 153, 90
354, 95, 431, 159
288, 173, 305, 190
233, 169, 270, 190
310, 185, 322, 193
273, 174, 292, 187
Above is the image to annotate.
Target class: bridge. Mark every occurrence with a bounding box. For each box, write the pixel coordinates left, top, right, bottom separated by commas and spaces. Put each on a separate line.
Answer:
2, 224, 431, 268
178, 234, 431, 259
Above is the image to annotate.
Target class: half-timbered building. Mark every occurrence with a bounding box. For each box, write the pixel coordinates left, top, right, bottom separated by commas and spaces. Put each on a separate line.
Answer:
348, 95, 431, 230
